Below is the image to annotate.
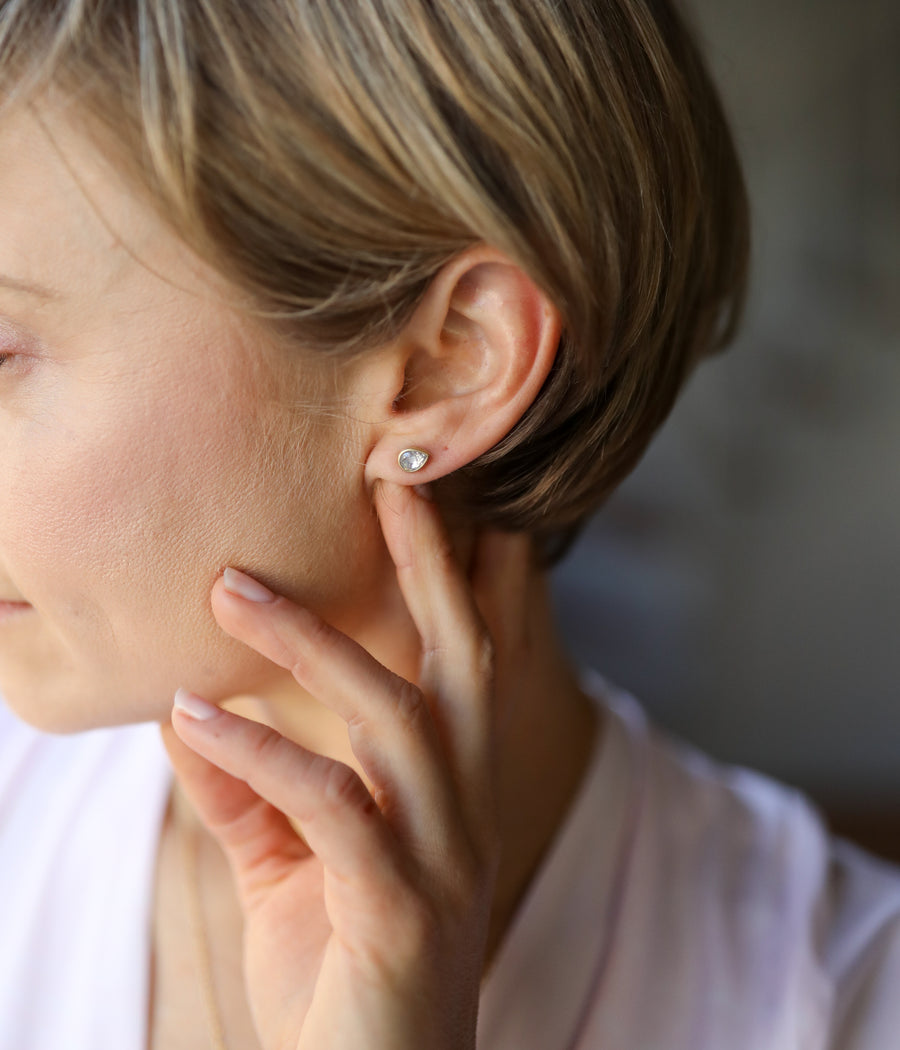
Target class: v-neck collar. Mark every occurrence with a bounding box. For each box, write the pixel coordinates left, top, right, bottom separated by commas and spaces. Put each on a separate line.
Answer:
476, 678, 648, 1050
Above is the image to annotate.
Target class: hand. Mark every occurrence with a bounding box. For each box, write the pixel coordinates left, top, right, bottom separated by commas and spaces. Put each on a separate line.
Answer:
161, 482, 528, 1050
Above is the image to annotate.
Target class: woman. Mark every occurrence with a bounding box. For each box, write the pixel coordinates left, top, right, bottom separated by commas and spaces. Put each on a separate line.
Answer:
0, 2, 898, 1048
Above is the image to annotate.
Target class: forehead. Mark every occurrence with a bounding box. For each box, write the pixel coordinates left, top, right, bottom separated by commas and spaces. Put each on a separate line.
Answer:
0, 101, 222, 311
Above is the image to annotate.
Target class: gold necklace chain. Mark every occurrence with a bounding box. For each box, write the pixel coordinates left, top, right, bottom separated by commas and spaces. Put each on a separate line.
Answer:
176, 791, 230, 1050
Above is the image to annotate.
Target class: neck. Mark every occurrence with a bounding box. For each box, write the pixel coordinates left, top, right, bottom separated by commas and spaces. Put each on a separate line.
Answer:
481, 567, 600, 965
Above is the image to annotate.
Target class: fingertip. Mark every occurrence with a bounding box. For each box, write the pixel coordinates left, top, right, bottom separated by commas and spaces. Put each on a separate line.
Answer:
160, 705, 221, 780
373, 481, 421, 556
209, 573, 240, 617
159, 718, 178, 753
209, 575, 240, 629
208, 572, 279, 638
373, 478, 413, 517
173, 687, 221, 723
375, 478, 441, 536
222, 567, 277, 603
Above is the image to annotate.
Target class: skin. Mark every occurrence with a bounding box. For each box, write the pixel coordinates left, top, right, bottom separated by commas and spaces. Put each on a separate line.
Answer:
0, 103, 407, 737
0, 101, 600, 1048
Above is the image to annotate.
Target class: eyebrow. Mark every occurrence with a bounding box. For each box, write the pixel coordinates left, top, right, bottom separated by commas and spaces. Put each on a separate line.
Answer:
0, 274, 61, 300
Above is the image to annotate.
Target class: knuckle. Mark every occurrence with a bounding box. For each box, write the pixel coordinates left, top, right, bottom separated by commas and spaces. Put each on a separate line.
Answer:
392, 677, 427, 731
288, 612, 337, 680
474, 632, 495, 679
247, 725, 290, 770
476, 832, 502, 884
304, 609, 337, 650
391, 890, 441, 960
430, 533, 458, 573
446, 846, 484, 906
460, 629, 494, 684
321, 759, 367, 809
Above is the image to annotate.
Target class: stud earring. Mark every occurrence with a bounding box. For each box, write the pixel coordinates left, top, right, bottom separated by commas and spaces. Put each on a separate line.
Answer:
398, 448, 430, 473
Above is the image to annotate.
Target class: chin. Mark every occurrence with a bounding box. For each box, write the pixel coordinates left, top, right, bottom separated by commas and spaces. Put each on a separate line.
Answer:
0, 674, 168, 736
0, 628, 292, 735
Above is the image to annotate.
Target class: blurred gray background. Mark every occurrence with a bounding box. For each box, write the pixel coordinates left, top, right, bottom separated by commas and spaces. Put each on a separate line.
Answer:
552, 0, 900, 855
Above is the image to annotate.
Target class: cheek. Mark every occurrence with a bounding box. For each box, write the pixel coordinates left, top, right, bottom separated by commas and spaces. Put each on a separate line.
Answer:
10, 431, 161, 584
7, 382, 224, 611
0, 377, 258, 703
0, 365, 378, 728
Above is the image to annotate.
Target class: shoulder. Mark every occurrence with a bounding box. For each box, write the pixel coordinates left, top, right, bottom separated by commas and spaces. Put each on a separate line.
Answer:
592, 682, 900, 1050
815, 837, 900, 1049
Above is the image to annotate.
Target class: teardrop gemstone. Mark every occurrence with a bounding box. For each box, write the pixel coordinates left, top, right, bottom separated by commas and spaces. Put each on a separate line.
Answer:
398, 448, 430, 473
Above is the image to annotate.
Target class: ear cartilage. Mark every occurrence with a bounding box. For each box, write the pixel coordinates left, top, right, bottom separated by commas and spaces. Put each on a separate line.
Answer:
398, 448, 430, 473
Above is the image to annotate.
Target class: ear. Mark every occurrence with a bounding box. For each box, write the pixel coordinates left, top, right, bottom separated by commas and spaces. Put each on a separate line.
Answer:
361, 245, 562, 488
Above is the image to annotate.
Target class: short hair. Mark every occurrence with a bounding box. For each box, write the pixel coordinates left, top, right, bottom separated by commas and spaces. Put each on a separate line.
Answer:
0, 0, 749, 564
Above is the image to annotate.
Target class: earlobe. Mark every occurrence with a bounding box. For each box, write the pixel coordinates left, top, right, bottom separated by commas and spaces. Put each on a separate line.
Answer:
362, 246, 562, 491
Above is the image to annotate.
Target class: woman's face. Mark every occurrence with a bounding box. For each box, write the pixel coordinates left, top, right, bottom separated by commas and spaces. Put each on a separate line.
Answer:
0, 104, 387, 733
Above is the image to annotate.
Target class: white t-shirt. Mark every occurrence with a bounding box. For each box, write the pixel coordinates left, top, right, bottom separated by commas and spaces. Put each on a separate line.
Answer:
2, 678, 900, 1050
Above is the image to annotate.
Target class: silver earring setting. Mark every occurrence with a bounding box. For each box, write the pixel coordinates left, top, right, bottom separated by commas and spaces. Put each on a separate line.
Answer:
398, 448, 430, 473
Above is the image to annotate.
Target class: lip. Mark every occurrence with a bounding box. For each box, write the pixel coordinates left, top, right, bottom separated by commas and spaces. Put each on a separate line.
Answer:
0, 600, 33, 623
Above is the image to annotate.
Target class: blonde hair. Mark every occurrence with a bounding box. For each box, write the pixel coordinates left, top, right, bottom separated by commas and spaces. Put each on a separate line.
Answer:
0, 0, 749, 563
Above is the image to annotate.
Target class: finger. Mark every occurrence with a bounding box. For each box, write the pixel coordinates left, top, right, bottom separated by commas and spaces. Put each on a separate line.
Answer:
170, 690, 407, 894
208, 575, 465, 859
469, 529, 534, 728
161, 719, 311, 907
374, 483, 495, 809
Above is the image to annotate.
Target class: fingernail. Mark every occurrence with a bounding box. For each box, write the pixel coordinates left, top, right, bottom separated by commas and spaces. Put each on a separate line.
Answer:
223, 567, 276, 603
173, 687, 220, 721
